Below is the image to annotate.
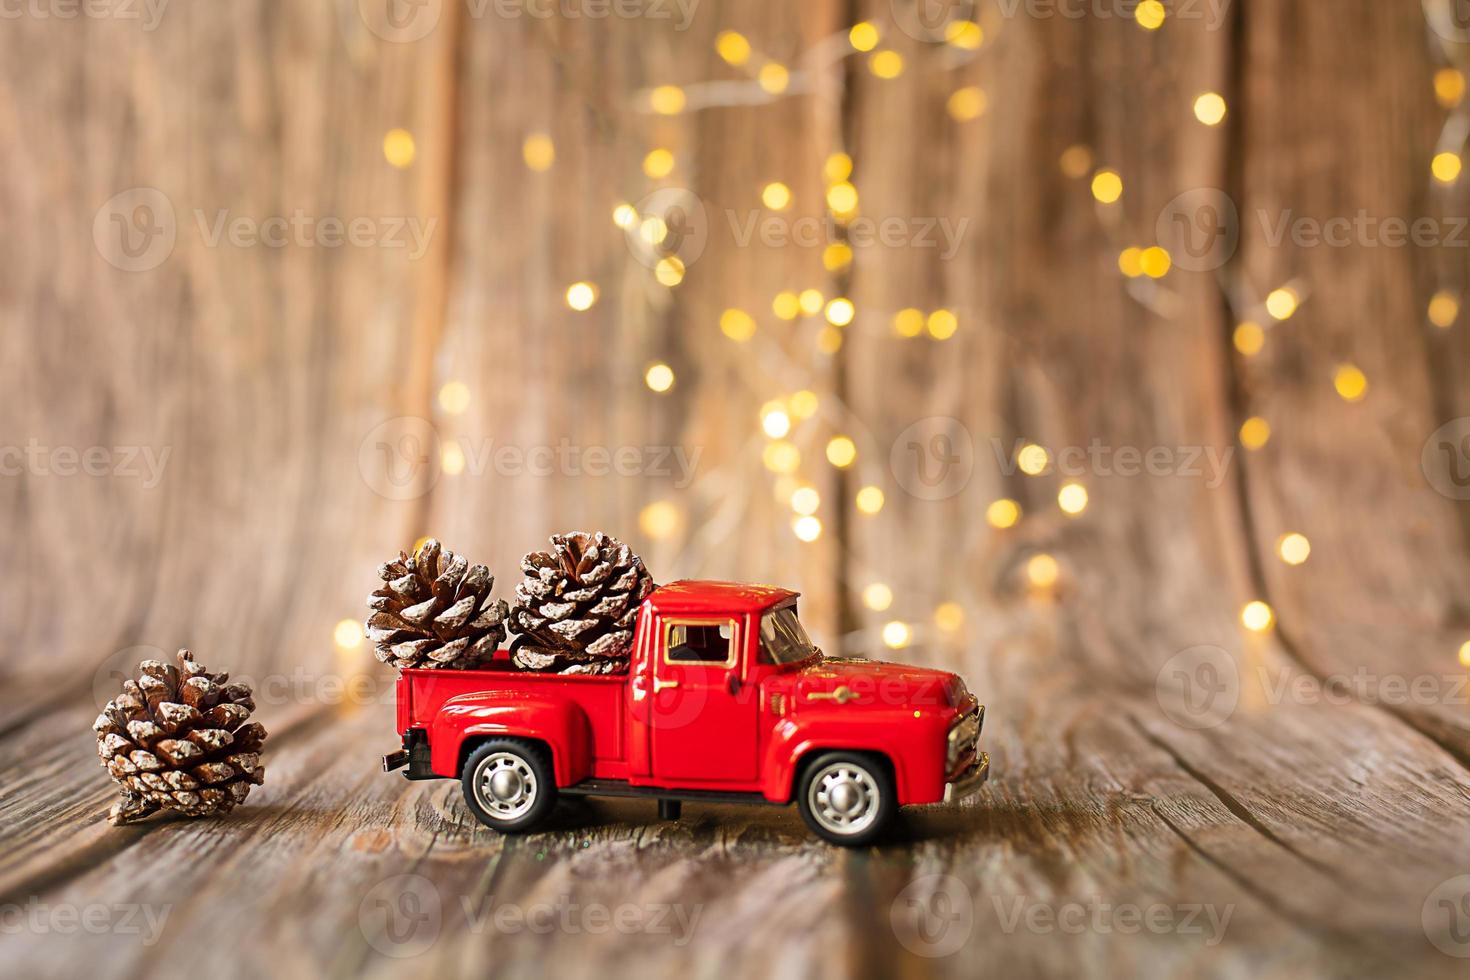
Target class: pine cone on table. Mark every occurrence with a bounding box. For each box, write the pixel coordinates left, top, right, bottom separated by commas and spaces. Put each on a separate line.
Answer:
366, 539, 509, 670
94, 649, 266, 826
507, 531, 655, 673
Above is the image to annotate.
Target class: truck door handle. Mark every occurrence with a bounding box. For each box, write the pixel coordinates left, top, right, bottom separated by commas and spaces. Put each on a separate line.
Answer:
653, 678, 679, 692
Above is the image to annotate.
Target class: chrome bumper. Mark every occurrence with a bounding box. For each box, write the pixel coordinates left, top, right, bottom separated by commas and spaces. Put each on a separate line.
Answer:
943, 752, 990, 803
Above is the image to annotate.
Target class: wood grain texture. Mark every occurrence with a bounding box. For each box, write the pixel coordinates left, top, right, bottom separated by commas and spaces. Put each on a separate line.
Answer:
2, 1, 1469, 978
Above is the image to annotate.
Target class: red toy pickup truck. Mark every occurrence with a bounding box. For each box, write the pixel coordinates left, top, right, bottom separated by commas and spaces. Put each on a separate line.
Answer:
382, 580, 988, 844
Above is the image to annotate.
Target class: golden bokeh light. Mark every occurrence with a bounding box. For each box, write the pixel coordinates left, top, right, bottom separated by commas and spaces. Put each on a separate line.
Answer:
522, 133, 555, 171
566, 281, 598, 311
1241, 600, 1274, 632
720, 308, 757, 342
1277, 532, 1311, 566
761, 181, 792, 210
1091, 169, 1123, 204
644, 363, 675, 393
639, 500, 683, 540
1027, 554, 1060, 589
927, 309, 958, 339
869, 50, 905, 79
849, 21, 880, 51
758, 62, 790, 94
716, 31, 751, 66
763, 440, 801, 474
863, 583, 894, 612
893, 308, 925, 337
856, 485, 885, 515
881, 620, 912, 649
643, 147, 675, 179
986, 498, 1021, 529
1240, 416, 1271, 450
1265, 287, 1299, 320
825, 297, 855, 326
826, 435, 857, 468
1193, 92, 1227, 126
1233, 321, 1265, 356
1058, 482, 1089, 516
649, 85, 686, 115
1018, 443, 1050, 475
1333, 364, 1368, 402
1428, 290, 1459, 329
334, 618, 364, 650
382, 128, 416, 169
438, 380, 471, 415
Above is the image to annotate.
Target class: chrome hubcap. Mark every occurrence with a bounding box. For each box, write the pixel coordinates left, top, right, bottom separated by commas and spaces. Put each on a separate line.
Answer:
808, 762, 880, 835
475, 752, 537, 819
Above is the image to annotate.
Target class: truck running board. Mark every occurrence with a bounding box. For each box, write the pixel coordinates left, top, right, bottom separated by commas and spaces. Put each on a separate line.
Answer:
560, 779, 780, 807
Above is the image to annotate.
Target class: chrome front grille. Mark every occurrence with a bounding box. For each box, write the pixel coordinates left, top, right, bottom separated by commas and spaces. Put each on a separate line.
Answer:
947, 705, 983, 772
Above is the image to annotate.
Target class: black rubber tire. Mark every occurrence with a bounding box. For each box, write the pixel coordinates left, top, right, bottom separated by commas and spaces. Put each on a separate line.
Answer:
796, 751, 896, 846
461, 738, 557, 834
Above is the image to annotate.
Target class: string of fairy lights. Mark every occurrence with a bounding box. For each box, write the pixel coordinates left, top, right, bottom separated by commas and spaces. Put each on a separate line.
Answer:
1423, 0, 1470, 670
332, 5, 1470, 671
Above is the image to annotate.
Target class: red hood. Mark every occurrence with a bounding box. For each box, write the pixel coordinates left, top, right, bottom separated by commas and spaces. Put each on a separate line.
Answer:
785, 657, 964, 711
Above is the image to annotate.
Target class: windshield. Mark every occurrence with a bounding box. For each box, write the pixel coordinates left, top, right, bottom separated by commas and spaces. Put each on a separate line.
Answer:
759, 607, 817, 665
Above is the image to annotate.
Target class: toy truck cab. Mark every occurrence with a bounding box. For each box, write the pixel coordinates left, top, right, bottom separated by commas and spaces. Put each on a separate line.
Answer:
385, 580, 988, 845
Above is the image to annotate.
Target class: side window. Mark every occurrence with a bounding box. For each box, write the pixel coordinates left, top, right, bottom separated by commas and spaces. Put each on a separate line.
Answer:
666, 622, 734, 663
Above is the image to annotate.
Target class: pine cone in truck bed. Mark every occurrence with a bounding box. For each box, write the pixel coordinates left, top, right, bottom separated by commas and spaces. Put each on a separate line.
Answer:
366, 539, 510, 670
507, 531, 655, 673
94, 649, 266, 825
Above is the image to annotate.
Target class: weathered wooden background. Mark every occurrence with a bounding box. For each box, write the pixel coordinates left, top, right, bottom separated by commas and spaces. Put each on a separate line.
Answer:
3, 0, 1470, 977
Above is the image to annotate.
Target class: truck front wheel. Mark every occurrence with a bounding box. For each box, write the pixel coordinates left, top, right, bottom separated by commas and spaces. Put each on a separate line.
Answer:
462, 739, 557, 833
796, 751, 895, 846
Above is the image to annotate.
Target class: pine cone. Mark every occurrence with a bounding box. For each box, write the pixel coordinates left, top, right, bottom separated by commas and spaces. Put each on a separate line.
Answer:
366, 539, 509, 670
94, 649, 266, 826
507, 531, 655, 673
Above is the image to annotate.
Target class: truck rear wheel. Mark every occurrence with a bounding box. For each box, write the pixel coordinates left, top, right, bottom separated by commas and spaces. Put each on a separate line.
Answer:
462, 739, 556, 833
796, 751, 895, 846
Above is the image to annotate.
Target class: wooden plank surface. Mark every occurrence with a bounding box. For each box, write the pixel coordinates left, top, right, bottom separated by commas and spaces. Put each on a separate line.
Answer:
3, 1, 1470, 979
